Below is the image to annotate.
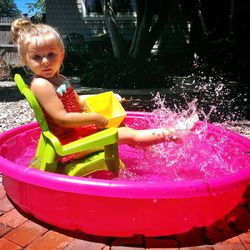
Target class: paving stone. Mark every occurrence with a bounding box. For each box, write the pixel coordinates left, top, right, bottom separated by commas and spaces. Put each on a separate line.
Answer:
180, 246, 213, 250
0, 237, 22, 250
213, 241, 246, 250
68, 230, 111, 245
25, 230, 73, 250
0, 197, 14, 212
0, 223, 12, 237
63, 238, 107, 249
4, 220, 48, 247
0, 209, 28, 228
0, 185, 6, 199
224, 235, 244, 244
239, 231, 250, 250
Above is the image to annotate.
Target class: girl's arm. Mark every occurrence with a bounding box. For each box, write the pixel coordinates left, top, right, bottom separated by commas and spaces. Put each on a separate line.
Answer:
31, 78, 108, 129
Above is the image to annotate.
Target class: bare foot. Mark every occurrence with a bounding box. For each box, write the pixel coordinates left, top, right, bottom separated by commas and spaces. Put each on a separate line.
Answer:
163, 128, 182, 144
176, 114, 199, 133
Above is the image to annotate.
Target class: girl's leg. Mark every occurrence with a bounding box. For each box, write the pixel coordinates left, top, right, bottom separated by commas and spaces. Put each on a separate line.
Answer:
72, 126, 181, 160
117, 127, 177, 146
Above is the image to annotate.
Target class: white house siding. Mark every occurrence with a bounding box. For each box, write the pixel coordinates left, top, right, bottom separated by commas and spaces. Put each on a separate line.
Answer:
46, 0, 191, 56
1, 0, 191, 65
46, 0, 85, 37
46, 0, 136, 41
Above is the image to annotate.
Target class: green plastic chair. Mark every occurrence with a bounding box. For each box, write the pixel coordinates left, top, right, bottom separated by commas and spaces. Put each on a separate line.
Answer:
14, 74, 124, 177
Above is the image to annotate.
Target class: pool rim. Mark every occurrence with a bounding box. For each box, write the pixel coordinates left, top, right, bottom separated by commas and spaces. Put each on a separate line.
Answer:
0, 111, 250, 199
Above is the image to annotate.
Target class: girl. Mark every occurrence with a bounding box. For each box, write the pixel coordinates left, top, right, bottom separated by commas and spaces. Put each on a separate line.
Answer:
11, 18, 191, 160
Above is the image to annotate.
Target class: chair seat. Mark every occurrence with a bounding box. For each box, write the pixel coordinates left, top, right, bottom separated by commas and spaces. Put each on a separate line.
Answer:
61, 151, 107, 176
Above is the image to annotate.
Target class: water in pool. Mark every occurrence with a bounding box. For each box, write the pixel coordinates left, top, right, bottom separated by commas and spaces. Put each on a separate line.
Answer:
4, 95, 249, 183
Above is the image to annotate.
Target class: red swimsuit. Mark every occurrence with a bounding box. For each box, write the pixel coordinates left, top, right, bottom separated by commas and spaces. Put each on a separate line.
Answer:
39, 80, 98, 162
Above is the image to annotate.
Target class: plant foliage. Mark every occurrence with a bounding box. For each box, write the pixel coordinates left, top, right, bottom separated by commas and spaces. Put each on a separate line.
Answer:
0, 0, 20, 17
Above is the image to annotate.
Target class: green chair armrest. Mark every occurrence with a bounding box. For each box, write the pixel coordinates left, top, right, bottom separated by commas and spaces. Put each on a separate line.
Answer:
43, 127, 118, 156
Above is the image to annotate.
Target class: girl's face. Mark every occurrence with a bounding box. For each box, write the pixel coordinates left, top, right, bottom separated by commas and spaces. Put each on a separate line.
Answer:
25, 38, 64, 79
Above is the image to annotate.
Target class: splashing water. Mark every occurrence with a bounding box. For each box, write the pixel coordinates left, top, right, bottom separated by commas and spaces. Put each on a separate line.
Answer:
4, 99, 249, 183
116, 92, 249, 182
191, 54, 248, 122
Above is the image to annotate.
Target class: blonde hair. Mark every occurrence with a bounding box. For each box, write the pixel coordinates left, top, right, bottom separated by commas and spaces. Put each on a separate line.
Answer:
11, 18, 64, 65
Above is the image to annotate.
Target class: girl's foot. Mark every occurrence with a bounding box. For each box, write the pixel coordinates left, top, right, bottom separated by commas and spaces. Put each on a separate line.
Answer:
175, 114, 199, 134
163, 114, 199, 143
162, 128, 180, 143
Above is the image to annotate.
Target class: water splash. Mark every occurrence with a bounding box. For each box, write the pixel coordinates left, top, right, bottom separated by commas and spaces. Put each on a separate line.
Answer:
117, 92, 249, 182
191, 54, 248, 122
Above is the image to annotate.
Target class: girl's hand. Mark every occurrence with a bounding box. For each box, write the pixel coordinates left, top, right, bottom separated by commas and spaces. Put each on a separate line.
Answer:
91, 113, 108, 129
115, 94, 125, 103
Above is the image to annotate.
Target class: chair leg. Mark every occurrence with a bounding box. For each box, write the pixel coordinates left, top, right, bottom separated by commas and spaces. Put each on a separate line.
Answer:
40, 143, 58, 172
104, 144, 120, 176
62, 152, 109, 176
30, 134, 47, 170
35, 134, 46, 160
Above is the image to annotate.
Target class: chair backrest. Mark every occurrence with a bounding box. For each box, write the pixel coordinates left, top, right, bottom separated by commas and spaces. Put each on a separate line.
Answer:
14, 74, 49, 132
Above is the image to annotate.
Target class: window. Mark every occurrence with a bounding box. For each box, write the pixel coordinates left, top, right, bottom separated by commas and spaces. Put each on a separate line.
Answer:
85, 0, 135, 15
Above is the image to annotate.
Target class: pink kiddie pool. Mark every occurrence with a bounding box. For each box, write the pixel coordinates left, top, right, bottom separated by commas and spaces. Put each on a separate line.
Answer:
0, 111, 250, 237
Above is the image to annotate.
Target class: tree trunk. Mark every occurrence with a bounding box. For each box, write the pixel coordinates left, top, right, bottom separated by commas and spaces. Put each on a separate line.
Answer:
128, 0, 170, 62
145, 1, 170, 56
101, 0, 170, 62
128, 0, 154, 61
101, 0, 125, 58
128, 0, 145, 59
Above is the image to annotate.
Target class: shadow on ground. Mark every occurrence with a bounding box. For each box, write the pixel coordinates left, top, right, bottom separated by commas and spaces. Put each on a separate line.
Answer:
0, 85, 24, 102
